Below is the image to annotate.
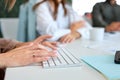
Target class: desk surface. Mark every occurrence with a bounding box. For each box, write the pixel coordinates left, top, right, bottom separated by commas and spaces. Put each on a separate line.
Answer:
5, 32, 120, 80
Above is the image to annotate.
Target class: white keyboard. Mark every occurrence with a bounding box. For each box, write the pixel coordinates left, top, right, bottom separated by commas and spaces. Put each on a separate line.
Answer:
41, 46, 82, 69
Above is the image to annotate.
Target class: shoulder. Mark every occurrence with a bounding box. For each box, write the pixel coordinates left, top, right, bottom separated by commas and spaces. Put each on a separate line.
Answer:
65, 4, 74, 13
35, 1, 49, 11
94, 2, 105, 7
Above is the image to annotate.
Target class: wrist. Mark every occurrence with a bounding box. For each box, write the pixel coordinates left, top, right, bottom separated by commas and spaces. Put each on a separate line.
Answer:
0, 54, 7, 68
15, 42, 25, 48
71, 31, 81, 39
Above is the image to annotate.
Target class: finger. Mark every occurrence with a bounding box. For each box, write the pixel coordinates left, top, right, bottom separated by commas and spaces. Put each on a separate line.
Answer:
66, 38, 73, 43
42, 42, 58, 50
59, 37, 64, 43
46, 43, 57, 50
12, 43, 34, 51
60, 36, 68, 43
34, 35, 52, 43
63, 36, 70, 43
69, 38, 75, 43
50, 42, 58, 46
28, 44, 47, 50
38, 44, 48, 50
33, 50, 57, 57
33, 57, 50, 63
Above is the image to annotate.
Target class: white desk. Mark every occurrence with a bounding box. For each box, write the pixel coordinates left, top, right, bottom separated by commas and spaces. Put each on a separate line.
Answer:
5, 32, 120, 80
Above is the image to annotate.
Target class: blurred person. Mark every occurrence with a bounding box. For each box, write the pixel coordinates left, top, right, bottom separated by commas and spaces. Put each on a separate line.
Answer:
92, 0, 120, 32
33, 0, 92, 43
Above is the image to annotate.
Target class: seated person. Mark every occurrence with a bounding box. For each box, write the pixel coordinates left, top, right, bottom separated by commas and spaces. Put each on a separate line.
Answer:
33, 0, 92, 43
92, 0, 120, 32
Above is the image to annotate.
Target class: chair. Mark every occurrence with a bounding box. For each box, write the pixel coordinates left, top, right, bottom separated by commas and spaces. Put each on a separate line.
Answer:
0, 18, 19, 39
17, 0, 38, 42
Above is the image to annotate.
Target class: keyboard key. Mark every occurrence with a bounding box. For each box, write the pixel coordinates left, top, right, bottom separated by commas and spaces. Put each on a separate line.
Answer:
41, 46, 82, 69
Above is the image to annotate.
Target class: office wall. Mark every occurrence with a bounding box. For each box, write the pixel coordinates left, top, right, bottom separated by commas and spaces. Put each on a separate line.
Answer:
72, 0, 120, 15
0, 18, 19, 40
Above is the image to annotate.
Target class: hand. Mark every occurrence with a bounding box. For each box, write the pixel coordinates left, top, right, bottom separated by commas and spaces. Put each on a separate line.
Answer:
0, 43, 57, 68
42, 41, 58, 50
59, 32, 80, 43
33, 35, 58, 50
106, 22, 120, 32
70, 21, 85, 32
16, 35, 57, 50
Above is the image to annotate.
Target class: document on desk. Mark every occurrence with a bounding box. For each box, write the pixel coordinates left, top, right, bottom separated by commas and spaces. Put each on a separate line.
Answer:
81, 55, 120, 80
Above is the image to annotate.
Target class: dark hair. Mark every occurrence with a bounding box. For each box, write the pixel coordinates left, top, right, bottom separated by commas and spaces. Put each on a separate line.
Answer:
33, 0, 67, 20
106, 0, 111, 3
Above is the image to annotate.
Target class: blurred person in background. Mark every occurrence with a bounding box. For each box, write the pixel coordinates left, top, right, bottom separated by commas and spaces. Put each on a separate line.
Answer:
33, 0, 92, 43
92, 0, 120, 32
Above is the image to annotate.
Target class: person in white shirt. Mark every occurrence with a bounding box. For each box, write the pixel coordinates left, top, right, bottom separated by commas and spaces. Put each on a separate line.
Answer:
33, 0, 92, 43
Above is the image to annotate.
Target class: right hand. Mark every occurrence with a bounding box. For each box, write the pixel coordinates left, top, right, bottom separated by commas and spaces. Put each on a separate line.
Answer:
59, 32, 81, 43
106, 22, 120, 32
1, 44, 57, 68
70, 21, 85, 32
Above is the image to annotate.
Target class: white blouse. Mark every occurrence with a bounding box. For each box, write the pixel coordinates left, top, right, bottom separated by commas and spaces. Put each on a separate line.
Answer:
35, 1, 92, 41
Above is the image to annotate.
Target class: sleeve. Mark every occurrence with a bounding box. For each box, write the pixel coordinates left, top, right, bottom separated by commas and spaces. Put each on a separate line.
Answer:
77, 21, 92, 39
92, 3, 108, 27
0, 38, 19, 53
35, 4, 71, 41
66, 5, 92, 39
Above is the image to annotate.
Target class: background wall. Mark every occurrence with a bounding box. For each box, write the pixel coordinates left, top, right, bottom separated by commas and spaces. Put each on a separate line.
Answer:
0, 0, 25, 18
0, 0, 72, 18
72, 0, 120, 15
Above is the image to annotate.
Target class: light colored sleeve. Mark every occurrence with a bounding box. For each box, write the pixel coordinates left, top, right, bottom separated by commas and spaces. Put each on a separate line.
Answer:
77, 22, 92, 39
66, 5, 93, 39
35, 4, 70, 41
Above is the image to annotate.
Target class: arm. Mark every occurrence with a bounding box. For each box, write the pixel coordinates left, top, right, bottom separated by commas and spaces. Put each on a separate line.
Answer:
0, 38, 19, 53
0, 43, 56, 68
0, 35, 58, 68
35, 4, 70, 41
92, 3, 108, 27
59, 5, 92, 43
67, 6, 92, 39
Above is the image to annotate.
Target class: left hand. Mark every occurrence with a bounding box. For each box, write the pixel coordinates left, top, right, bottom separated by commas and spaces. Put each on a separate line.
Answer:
59, 32, 81, 43
70, 21, 85, 32
106, 22, 120, 32
1, 43, 57, 68
16, 35, 58, 50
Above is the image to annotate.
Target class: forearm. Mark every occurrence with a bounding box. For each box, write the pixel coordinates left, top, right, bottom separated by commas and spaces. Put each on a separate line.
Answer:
70, 21, 84, 32
0, 54, 6, 68
0, 39, 20, 53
